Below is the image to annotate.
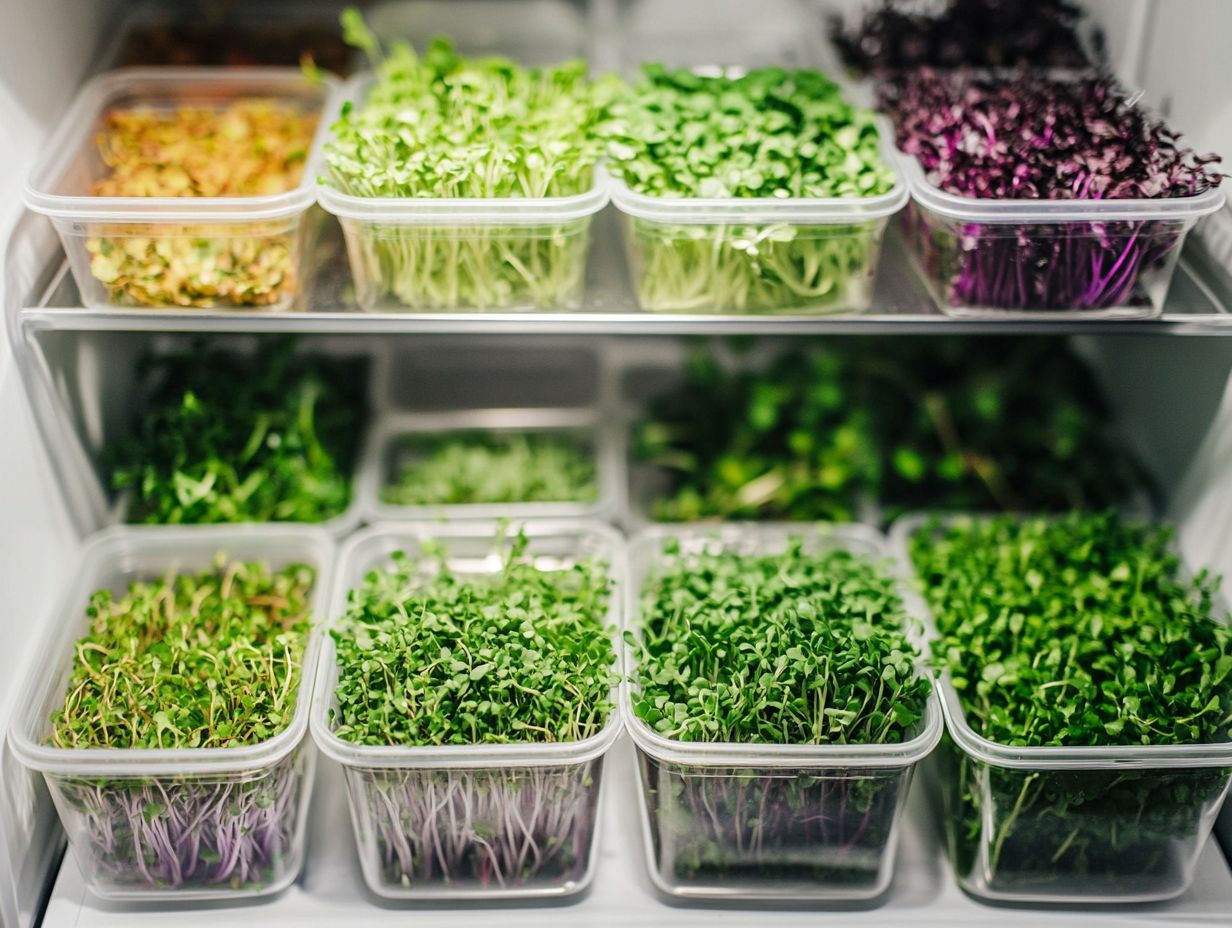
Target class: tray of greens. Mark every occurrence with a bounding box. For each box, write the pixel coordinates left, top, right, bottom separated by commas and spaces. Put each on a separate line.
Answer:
602, 64, 905, 314
318, 11, 610, 310
623, 523, 940, 900
896, 511, 1232, 903
108, 338, 369, 531
8, 527, 333, 900
360, 407, 621, 522
630, 338, 1151, 525
311, 522, 622, 899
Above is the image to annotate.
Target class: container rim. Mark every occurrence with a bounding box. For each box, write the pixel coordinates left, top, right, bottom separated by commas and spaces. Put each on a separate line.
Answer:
897, 150, 1228, 223
24, 67, 342, 223
621, 522, 944, 768
607, 127, 908, 224
309, 520, 627, 769
358, 407, 621, 524
316, 72, 610, 223
888, 511, 1232, 770
7, 525, 336, 777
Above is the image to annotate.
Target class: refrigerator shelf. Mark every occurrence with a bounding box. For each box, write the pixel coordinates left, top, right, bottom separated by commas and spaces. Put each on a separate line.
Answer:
40, 737, 1232, 926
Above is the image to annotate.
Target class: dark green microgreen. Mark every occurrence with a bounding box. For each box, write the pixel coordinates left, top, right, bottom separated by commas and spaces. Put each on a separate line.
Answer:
330, 530, 616, 746
381, 430, 597, 506
50, 557, 316, 750
911, 512, 1232, 894
109, 338, 368, 525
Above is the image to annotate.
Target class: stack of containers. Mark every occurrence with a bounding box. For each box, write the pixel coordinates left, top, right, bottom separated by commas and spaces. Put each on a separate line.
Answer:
8, 528, 334, 900
24, 68, 339, 312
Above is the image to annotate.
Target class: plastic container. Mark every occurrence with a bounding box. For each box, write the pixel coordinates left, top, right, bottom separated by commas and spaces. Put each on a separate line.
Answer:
7, 526, 335, 901
358, 407, 623, 523
896, 149, 1227, 319
890, 513, 1232, 903
608, 135, 908, 315
318, 74, 608, 312
311, 521, 625, 899
623, 523, 942, 900
24, 68, 340, 312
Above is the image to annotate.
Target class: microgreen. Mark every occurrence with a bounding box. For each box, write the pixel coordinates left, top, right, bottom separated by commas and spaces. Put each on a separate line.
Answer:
48, 558, 316, 892
603, 64, 896, 313
323, 11, 612, 309
910, 513, 1232, 893
380, 430, 597, 506
883, 71, 1225, 311
330, 528, 615, 889
631, 535, 929, 886
638, 339, 1150, 523
110, 338, 368, 525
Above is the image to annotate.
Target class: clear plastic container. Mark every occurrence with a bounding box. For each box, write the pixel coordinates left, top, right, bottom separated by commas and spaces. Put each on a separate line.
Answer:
608, 135, 908, 315
623, 523, 942, 900
311, 521, 625, 899
24, 68, 340, 312
357, 407, 623, 523
7, 526, 335, 901
895, 151, 1227, 319
318, 74, 608, 312
889, 513, 1232, 903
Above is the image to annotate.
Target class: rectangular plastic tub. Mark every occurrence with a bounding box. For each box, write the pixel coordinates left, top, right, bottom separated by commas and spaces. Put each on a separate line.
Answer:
311, 521, 625, 899
890, 513, 1232, 903
896, 151, 1227, 319
24, 68, 340, 312
357, 407, 623, 523
623, 523, 942, 900
608, 135, 908, 315
318, 75, 608, 312
7, 526, 335, 901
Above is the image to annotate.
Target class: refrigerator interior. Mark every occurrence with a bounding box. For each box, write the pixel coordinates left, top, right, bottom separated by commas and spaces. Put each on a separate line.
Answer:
2, 0, 1232, 925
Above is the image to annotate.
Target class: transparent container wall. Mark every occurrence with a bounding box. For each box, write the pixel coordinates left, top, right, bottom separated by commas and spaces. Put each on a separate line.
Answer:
367, 0, 591, 66
56, 216, 309, 311
342, 759, 605, 898
902, 205, 1193, 318
338, 216, 594, 311
623, 215, 889, 314
45, 746, 313, 900
637, 752, 914, 899
939, 741, 1232, 903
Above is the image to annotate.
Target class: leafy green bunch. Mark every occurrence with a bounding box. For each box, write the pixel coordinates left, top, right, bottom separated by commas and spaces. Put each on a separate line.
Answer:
381, 430, 597, 506
632, 538, 930, 745
638, 339, 1151, 523
50, 558, 316, 750
110, 339, 368, 525
911, 513, 1232, 747
325, 11, 607, 199
331, 532, 616, 746
603, 65, 894, 199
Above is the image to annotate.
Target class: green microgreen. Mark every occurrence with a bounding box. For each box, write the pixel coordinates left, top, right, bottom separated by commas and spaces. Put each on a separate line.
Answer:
50, 558, 315, 750
380, 430, 597, 506
109, 338, 368, 525
330, 530, 616, 746
632, 537, 930, 745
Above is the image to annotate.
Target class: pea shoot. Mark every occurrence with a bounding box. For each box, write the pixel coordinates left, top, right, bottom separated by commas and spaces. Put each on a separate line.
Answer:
381, 430, 597, 506
49, 558, 316, 893
330, 529, 616, 889
631, 535, 930, 886
911, 513, 1232, 895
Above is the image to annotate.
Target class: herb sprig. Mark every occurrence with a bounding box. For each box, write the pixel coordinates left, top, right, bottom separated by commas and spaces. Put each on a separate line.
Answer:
632, 538, 930, 745
381, 430, 597, 506
331, 531, 615, 746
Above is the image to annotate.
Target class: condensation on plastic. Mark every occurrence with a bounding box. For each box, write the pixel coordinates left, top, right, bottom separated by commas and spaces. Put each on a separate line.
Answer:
623, 522, 942, 900
24, 68, 342, 312
310, 521, 625, 899
889, 512, 1232, 903
7, 526, 336, 901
